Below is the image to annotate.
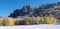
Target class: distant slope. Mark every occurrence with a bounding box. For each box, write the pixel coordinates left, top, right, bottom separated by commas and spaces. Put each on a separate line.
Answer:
9, 2, 60, 18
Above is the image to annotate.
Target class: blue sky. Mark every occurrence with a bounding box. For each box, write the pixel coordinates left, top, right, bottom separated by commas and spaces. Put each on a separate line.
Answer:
0, 0, 60, 17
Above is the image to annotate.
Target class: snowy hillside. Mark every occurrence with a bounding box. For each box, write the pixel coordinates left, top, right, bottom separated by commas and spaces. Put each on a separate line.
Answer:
0, 24, 60, 29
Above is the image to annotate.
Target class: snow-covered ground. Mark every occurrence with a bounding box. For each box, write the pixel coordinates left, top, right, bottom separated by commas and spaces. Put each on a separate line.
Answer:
0, 24, 60, 29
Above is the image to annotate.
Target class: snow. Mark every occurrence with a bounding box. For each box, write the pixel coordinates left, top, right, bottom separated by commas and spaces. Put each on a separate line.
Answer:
0, 24, 60, 29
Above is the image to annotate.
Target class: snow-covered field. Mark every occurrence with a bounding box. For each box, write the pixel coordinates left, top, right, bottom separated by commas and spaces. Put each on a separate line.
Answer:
0, 24, 60, 29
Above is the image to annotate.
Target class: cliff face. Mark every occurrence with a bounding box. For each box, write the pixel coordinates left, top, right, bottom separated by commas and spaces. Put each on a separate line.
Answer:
9, 2, 60, 18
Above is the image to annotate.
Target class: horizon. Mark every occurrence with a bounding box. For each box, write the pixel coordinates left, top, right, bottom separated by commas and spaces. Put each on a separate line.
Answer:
0, 0, 60, 17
